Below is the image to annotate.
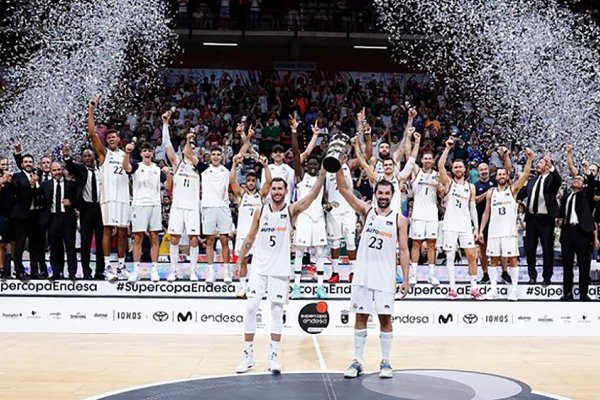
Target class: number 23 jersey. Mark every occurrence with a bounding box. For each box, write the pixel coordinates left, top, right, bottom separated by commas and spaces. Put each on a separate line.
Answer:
355, 208, 398, 294
251, 203, 293, 277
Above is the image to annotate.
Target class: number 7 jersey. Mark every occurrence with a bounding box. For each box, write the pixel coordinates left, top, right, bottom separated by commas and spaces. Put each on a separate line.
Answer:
100, 148, 130, 204
251, 203, 293, 277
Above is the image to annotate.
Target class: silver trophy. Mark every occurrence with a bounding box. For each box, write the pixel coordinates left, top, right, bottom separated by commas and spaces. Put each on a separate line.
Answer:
323, 132, 351, 173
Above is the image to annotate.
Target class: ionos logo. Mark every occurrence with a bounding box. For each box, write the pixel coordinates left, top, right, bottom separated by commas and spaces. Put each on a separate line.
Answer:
199, 313, 243, 323
177, 312, 193, 322
298, 302, 330, 334
115, 311, 142, 320
394, 314, 430, 324
463, 314, 478, 324
485, 314, 510, 323
438, 313, 453, 324
153, 311, 169, 322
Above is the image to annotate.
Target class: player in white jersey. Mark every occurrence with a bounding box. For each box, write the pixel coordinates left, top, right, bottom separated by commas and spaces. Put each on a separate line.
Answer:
160, 111, 202, 282
234, 169, 326, 375
123, 142, 171, 282
230, 152, 271, 298
354, 132, 419, 284
185, 143, 232, 283
438, 138, 482, 300
87, 95, 130, 281
479, 148, 533, 300
409, 150, 441, 286
335, 166, 410, 380
324, 157, 357, 284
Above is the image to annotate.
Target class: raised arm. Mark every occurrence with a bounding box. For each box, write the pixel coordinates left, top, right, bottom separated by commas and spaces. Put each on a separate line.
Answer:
512, 148, 534, 196
352, 137, 378, 185
258, 155, 272, 198
565, 144, 578, 178
87, 95, 107, 164
229, 154, 244, 198
300, 121, 320, 163
290, 114, 303, 181
500, 146, 513, 177
397, 131, 420, 180
122, 142, 135, 173
437, 138, 454, 189
394, 107, 417, 165
335, 162, 369, 216
161, 166, 172, 191
161, 111, 179, 167
469, 183, 479, 234
290, 167, 326, 219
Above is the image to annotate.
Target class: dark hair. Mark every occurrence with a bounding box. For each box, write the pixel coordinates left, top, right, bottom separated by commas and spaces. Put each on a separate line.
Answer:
246, 171, 257, 179
374, 179, 395, 194
306, 155, 321, 164
106, 129, 119, 137
22, 153, 34, 162
421, 150, 434, 158
271, 177, 288, 188
272, 144, 285, 153
452, 159, 466, 167
379, 141, 390, 147
210, 146, 222, 154
140, 142, 154, 152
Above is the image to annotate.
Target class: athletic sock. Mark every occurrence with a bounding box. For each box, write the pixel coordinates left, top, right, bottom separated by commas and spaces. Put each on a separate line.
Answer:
510, 266, 519, 291
354, 329, 367, 361
489, 266, 499, 294
380, 331, 393, 360
104, 256, 111, 270
331, 258, 339, 273
428, 264, 435, 277
169, 244, 179, 272
446, 251, 456, 290
270, 341, 279, 357
189, 246, 199, 270
117, 257, 125, 268
294, 250, 303, 285
470, 275, 478, 291
316, 251, 324, 285
244, 341, 253, 354
132, 262, 140, 272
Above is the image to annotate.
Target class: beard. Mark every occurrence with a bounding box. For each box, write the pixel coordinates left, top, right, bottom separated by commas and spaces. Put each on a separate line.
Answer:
377, 197, 391, 209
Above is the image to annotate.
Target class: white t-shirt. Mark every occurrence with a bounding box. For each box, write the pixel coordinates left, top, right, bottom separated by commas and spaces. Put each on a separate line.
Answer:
130, 162, 162, 207
262, 162, 296, 203
201, 164, 230, 208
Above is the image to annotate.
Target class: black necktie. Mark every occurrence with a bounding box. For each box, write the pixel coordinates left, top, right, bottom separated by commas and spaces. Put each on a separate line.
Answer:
90, 169, 98, 202
565, 193, 575, 224
44, 173, 50, 182
531, 176, 542, 214
55, 180, 62, 214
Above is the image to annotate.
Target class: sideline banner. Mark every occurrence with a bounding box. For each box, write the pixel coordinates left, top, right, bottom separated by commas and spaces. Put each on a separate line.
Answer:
0, 297, 598, 336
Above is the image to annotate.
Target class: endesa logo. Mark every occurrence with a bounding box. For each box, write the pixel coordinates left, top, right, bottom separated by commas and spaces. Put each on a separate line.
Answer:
393, 314, 430, 324
200, 313, 243, 323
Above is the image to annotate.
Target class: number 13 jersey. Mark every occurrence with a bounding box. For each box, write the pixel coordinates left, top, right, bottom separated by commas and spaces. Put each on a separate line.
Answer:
355, 208, 398, 294
251, 204, 293, 277
488, 187, 517, 238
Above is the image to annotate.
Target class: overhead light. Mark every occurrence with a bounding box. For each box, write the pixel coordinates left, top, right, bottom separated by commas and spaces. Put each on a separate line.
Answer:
203, 42, 238, 47
353, 45, 388, 50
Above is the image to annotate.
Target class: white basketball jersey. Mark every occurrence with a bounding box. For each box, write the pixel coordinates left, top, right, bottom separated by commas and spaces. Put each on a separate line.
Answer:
172, 160, 200, 210
489, 187, 518, 238
326, 164, 353, 214
263, 163, 296, 203
296, 173, 324, 221
251, 204, 293, 277
373, 175, 401, 214
355, 208, 398, 294
131, 163, 162, 207
237, 191, 262, 239
100, 148, 129, 204
201, 164, 230, 207
411, 169, 439, 222
443, 180, 473, 233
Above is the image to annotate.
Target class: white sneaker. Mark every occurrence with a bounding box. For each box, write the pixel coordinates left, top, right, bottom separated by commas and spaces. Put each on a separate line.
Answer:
487, 289, 498, 300
205, 267, 215, 283
223, 268, 232, 285
236, 284, 247, 298
117, 266, 129, 280
235, 351, 255, 374
409, 273, 417, 285
508, 289, 519, 301
167, 268, 177, 282
269, 354, 282, 375
104, 266, 117, 282
189, 266, 198, 282
150, 267, 160, 282
429, 274, 440, 286
128, 270, 139, 282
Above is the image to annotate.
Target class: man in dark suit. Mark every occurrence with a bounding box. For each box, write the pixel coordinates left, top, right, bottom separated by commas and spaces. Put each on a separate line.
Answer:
0, 157, 15, 280
10, 153, 46, 280
63, 145, 104, 279
524, 154, 562, 286
39, 162, 77, 280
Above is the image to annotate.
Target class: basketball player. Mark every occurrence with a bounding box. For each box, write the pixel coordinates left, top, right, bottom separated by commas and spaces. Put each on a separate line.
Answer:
438, 138, 483, 300
230, 153, 272, 297
335, 167, 410, 380
88, 95, 130, 280
479, 148, 533, 300
123, 141, 171, 282
409, 149, 441, 286
161, 111, 201, 282
324, 153, 357, 284
234, 169, 326, 375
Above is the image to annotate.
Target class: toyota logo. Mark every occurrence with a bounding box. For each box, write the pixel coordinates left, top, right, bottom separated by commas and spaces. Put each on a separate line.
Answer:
153, 311, 169, 322
463, 314, 478, 324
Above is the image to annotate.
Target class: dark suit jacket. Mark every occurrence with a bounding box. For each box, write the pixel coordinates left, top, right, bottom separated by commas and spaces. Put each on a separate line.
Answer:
559, 173, 596, 235
10, 172, 39, 220
38, 179, 77, 226
13, 153, 51, 182
525, 168, 562, 219
64, 157, 97, 209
